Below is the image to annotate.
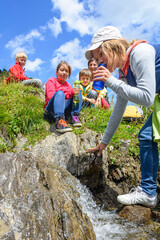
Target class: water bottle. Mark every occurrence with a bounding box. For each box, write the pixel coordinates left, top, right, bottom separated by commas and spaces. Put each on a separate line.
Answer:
73, 80, 82, 104
92, 63, 107, 91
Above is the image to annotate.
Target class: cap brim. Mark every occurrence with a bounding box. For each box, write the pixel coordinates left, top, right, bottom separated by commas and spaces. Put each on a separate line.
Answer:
85, 41, 103, 60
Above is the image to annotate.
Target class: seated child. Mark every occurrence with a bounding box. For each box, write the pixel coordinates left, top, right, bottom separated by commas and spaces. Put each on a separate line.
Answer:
88, 58, 98, 79
6, 52, 45, 91
79, 68, 110, 109
44, 60, 82, 133
88, 58, 110, 106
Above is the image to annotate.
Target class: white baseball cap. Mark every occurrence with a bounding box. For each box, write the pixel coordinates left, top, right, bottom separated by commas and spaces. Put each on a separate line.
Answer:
85, 26, 122, 60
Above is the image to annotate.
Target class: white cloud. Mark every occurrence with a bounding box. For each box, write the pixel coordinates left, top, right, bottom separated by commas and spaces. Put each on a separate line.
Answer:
48, 17, 62, 37
25, 58, 44, 72
51, 0, 98, 36
51, 38, 88, 70
90, 0, 160, 42
5, 29, 44, 57
50, 0, 160, 42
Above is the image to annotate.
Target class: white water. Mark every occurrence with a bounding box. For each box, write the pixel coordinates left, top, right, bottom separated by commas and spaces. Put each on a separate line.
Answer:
76, 180, 155, 240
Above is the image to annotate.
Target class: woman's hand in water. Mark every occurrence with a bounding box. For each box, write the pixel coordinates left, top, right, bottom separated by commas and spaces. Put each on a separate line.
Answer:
93, 66, 111, 83
88, 142, 107, 156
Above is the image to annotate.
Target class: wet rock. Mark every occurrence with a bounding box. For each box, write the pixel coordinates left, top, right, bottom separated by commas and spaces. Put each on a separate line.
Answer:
31, 130, 119, 208
0, 152, 96, 240
152, 210, 160, 221
31, 130, 108, 190
31, 131, 78, 168
118, 205, 152, 224
24, 130, 141, 209
13, 129, 159, 213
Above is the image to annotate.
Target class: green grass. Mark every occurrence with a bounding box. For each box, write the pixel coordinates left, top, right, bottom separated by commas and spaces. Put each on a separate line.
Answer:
80, 107, 112, 132
0, 82, 50, 152
0, 72, 155, 158
80, 106, 153, 158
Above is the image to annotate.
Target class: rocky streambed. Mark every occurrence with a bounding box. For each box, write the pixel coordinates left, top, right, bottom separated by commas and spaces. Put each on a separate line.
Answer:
0, 130, 160, 239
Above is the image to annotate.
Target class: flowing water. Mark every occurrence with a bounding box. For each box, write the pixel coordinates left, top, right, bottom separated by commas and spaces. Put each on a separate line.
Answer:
76, 180, 158, 240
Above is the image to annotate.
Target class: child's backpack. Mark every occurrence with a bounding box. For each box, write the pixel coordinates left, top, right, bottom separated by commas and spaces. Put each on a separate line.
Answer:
123, 105, 143, 121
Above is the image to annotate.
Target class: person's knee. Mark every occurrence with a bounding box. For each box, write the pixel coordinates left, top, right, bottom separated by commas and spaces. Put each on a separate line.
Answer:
32, 79, 42, 85
22, 80, 30, 85
55, 90, 65, 97
138, 128, 153, 142
88, 90, 98, 99
90, 89, 97, 96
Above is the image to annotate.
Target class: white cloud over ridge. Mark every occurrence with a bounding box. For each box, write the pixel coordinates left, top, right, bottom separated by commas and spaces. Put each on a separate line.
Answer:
50, 0, 160, 42
51, 0, 98, 35
48, 17, 62, 37
25, 58, 44, 72
5, 29, 44, 57
51, 38, 88, 70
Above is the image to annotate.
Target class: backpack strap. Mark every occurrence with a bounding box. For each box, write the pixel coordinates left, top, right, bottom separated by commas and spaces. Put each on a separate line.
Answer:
121, 40, 147, 76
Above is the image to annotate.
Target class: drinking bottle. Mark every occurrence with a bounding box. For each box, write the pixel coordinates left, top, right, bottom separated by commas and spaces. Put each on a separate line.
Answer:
73, 80, 82, 103
92, 63, 107, 91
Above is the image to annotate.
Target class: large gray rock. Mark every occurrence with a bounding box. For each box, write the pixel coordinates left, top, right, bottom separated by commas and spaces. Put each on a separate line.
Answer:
32, 129, 140, 208
16, 129, 159, 211
31, 130, 114, 206
0, 152, 96, 240
31, 130, 142, 209
32, 130, 108, 179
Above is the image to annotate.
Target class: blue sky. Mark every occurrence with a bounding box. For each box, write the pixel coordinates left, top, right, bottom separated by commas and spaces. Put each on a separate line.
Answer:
1, 0, 160, 101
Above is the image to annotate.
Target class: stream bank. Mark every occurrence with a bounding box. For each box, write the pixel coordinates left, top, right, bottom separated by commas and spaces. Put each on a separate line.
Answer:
0, 129, 159, 239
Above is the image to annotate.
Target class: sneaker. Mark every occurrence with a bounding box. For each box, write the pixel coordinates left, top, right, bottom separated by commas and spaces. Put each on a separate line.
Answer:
71, 115, 82, 127
56, 117, 72, 133
117, 186, 157, 208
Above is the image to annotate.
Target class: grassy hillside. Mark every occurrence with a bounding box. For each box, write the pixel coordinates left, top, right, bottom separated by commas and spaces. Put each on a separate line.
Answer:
0, 72, 154, 158
0, 79, 50, 152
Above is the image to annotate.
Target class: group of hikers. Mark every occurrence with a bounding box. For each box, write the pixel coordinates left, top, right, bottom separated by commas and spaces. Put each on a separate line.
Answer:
6, 25, 160, 208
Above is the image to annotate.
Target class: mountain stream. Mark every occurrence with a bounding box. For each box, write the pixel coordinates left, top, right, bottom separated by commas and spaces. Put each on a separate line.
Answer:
76, 180, 158, 240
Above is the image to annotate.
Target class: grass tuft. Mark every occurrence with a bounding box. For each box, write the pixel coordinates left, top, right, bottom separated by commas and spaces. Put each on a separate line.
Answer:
0, 82, 50, 152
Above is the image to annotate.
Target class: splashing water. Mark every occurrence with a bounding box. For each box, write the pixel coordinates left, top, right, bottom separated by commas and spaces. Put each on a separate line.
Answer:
76, 180, 157, 240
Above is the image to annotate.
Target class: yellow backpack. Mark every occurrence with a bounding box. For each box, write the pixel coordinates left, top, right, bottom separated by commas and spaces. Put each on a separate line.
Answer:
123, 105, 143, 121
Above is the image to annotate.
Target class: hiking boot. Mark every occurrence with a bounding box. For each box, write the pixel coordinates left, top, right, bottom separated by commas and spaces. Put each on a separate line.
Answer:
55, 116, 72, 133
117, 186, 157, 208
71, 115, 82, 127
